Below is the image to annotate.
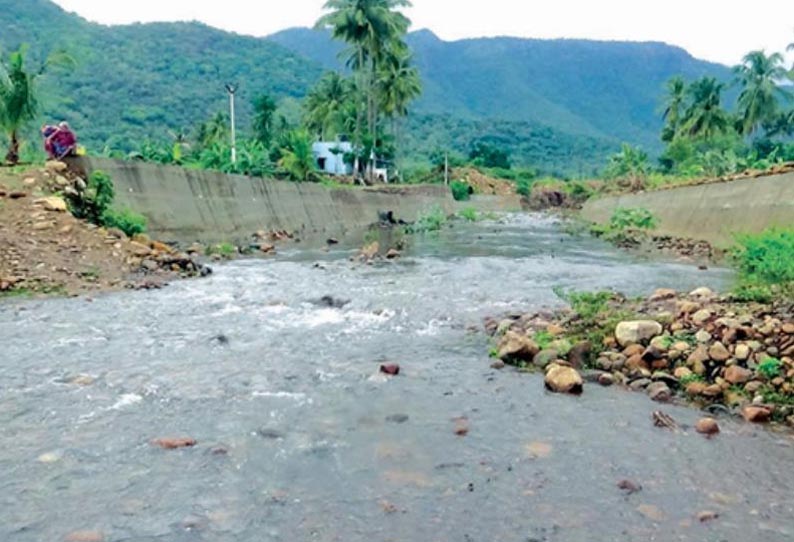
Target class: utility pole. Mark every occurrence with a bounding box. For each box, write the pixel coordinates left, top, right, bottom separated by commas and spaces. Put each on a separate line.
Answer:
444, 151, 449, 186
225, 83, 238, 164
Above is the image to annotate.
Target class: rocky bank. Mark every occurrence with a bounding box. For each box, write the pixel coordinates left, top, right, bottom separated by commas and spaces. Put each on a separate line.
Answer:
486, 287, 794, 428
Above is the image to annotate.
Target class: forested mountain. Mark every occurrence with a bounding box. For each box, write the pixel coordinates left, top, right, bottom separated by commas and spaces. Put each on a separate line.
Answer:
269, 28, 733, 151
1, 0, 732, 173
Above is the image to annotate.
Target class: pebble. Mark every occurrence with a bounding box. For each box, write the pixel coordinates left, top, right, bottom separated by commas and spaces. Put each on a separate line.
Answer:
151, 437, 197, 450
37, 452, 60, 464
380, 364, 401, 376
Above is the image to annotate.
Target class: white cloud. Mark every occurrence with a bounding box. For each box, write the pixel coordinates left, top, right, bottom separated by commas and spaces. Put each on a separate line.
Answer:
52, 0, 794, 66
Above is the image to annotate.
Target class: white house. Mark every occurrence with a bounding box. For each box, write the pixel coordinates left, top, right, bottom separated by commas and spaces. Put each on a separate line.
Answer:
312, 141, 353, 176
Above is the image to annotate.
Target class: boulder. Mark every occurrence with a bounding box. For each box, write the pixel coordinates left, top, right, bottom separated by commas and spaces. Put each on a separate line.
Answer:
708, 342, 731, 362
692, 310, 712, 325
497, 331, 539, 362
385, 248, 401, 260
544, 364, 583, 395
649, 288, 677, 302
742, 405, 772, 424
695, 417, 720, 436
647, 382, 672, 403
533, 349, 558, 369
567, 340, 592, 368
615, 321, 663, 347
724, 365, 752, 385
689, 287, 715, 299
35, 196, 67, 212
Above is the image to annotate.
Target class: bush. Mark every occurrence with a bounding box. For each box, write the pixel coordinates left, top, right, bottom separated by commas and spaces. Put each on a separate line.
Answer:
609, 207, 658, 230
458, 207, 478, 222
450, 181, 472, 201
406, 205, 448, 234
516, 179, 533, 197
733, 229, 794, 286
102, 208, 147, 237
70, 170, 115, 224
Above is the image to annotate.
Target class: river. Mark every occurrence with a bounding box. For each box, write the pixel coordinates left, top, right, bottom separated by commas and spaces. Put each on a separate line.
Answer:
1, 214, 792, 541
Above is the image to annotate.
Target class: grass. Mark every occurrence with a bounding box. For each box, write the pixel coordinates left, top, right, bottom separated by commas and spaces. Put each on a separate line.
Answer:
589, 207, 659, 246
405, 205, 449, 234
729, 228, 794, 302
457, 206, 479, 222
206, 242, 237, 258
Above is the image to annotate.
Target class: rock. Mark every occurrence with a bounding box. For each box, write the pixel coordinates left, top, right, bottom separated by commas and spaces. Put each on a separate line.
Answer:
629, 378, 652, 391
695, 329, 712, 343
615, 321, 663, 347
37, 452, 61, 463
689, 287, 715, 299
649, 288, 677, 302
385, 248, 401, 260
692, 309, 712, 325
652, 411, 678, 430
45, 160, 68, 172
623, 344, 646, 357
326, 238, 340, 245
380, 363, 401, 376
130, 241, 152, 257
647, 382, 672, 403
106, 227, 127, 240
544, 364, 583, 394
141, 259, 159, 272
724, 365, 752, 385
360, 241, 379, 260
453, 417, 470, 436
259, 243, 276, 254
533, 349, 558, 369
708, 342, 731, 362
695, 418, 720, 436
9, 191, 27, 199
617, 479, 643, 494
487, 357, 506, 370
674, 367, 693, 379
546, 323, 565, 336
23, 177, 36, 186
598, 373, 616, 387
566, 340, 592, 368
702, 384, 723, 398
697, 511, 720, 523
151, 437, 197, 450
735, 344, 751, 361
742, 405, 772, 424
64, 530, 104, 542
497, 331, 539, 362
685, 381, 707, 395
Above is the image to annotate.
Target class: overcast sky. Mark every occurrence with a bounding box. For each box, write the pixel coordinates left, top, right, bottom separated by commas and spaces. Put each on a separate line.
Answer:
52, 0, 794, 66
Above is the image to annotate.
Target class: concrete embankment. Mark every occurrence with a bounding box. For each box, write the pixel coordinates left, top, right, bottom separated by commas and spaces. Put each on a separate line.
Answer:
72, 158, 461, 244
581, 171, 794, 247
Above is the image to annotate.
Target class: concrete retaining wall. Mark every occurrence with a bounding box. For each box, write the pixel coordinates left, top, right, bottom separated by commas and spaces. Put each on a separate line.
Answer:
73, 158, 459, 244
581, 172, 794, 247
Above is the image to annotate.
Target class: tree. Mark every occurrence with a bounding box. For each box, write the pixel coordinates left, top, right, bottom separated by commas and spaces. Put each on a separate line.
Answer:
682, 77, 731, 140
316, 0, 412, 163
604, 143, 649, 180
278, 129, 317, 182
0, 45, 73, 164
661, 76, 688, 142
195, 112, 228, 151
304, 72, 355, 140
378, 45, 421, 122
252, 93, 277, 147
734, 51, 791, 136
469, 141, 511, 169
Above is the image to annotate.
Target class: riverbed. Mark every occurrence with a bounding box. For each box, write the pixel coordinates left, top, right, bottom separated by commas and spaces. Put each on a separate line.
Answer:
1, 214, 792, 541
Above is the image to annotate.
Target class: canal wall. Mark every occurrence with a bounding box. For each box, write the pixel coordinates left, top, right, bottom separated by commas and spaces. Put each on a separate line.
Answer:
72, 158, 461, 244
580, 171, 794, 247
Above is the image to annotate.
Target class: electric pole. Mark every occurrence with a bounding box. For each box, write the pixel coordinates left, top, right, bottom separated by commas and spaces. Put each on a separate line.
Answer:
225, 83, 238, 164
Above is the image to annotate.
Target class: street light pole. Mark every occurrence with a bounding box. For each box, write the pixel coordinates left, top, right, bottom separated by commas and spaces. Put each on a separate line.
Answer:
225, 83, 238, 165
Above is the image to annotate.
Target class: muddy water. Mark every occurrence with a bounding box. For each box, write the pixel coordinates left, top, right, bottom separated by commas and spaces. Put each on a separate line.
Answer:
1, 214, 792, 542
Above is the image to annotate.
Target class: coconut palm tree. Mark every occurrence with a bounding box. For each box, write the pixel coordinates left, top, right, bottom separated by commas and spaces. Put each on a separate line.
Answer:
304, 72, 355, 140
0, 46, 72, 164
734, 50, 791, 136
378, 45, 421, 122
661, 76, 688, 142
252, 93, 277, 147
316, 0, 412, 155
682, 77, 731, 140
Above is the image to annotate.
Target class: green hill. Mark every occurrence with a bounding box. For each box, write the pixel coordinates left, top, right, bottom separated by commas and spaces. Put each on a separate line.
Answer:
269, 28, 733, 151
0, 0, 732, 174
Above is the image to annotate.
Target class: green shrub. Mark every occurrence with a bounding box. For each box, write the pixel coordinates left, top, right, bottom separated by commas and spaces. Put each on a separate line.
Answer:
207, 242, 237, 257
610, 207, 658, 231
731, 282, 774, 303
406, 206, 448, 234
70, 170, 115, 224
516, 179, 533, 197
102, 208, 147, 237
450, 180, 472, 201
758, 357, 783, 380
733, 228, 794, 286
458, 207, 478, 222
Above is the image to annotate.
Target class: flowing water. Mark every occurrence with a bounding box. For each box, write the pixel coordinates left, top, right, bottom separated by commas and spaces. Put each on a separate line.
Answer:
1, 214, 793, 542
